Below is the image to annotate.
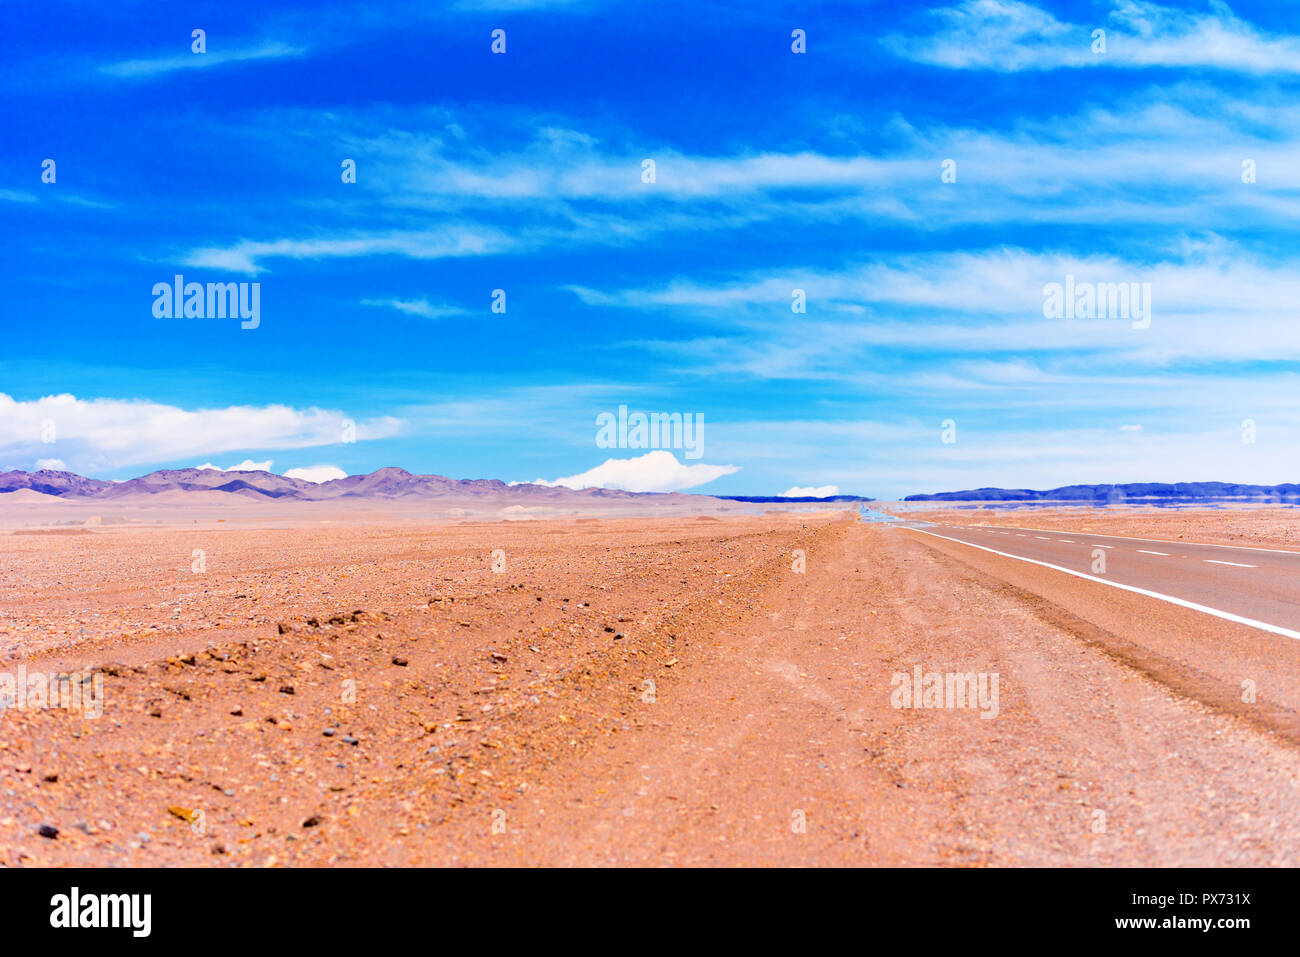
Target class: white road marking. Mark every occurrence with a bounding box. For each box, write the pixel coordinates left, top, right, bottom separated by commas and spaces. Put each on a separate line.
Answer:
1091, 544, 1113, 549
904, 527, 1300, 641
962, 524, 1300, 556
1138, 550, 1170, 556
1036, 536, 1050, 540
1058, 539, 1076, 543
1204, 559, 1257, 568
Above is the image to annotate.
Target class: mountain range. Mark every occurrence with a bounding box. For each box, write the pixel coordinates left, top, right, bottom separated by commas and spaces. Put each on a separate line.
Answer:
904, 482, 1300, 503
0, 467, 705, 503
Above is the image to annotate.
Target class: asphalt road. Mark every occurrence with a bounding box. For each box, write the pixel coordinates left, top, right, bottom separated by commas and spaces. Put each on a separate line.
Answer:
896, 520, 1300, 639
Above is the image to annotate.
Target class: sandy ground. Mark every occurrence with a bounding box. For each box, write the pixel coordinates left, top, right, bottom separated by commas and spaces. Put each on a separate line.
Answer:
1, 508, 1298, 866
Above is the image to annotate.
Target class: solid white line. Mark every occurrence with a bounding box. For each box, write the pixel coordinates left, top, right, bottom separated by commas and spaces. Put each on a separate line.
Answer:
963, 524, 1300, 556
903, 527, 1300, 641
1204, 559, 1257, 568
1138, 549, 1169, 556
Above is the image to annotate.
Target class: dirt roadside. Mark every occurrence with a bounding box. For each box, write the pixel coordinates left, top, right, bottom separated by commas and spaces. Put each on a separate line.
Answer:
466, 521, 1300, 866
2, 515, 1297, 866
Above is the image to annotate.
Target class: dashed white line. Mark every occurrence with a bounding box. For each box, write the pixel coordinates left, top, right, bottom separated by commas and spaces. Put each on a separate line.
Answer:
902, 527, 1300, 641
1138, 550, 1169, 556
1058, 539, 1076, 543
1035, 536, 1050, 540
1091, 544, 1113, 549
960, 524, 1300, 556
1204, 559, 1257, 568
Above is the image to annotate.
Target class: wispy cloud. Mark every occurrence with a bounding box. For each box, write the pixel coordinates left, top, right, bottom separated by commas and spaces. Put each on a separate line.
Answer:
885, 1, 1300, 73
100, 41, 306, 80
583, 242, 1300, 366
172, 92, 1300, 276
183, 227, 514, 274
361, 298, 469, 319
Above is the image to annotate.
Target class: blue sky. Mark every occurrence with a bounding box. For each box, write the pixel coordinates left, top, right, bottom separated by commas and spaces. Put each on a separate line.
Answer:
3, 0, 1300, 498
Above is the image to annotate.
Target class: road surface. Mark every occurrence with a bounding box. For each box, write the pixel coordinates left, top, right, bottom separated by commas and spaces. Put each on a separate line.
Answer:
896, 521, 1300, 639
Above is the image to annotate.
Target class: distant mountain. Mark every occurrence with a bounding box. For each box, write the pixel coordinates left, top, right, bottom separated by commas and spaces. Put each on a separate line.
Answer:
711, 494, 874, 503
0, 467, 711, 504
904, 482, 1300, 503
0, 469, 116, 497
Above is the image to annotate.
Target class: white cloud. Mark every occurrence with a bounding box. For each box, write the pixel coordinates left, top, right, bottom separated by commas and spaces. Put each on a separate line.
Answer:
361, 298, 468, 319
35, 458, 67, 472
528, 450, 739, 493
196, 461, 345, 482
1120, 424, 1143, 432
173, 92, 1300, 278
284, 465, 348, 483
184, 227, 514, 275
101, 42, 306, 80
0, 393, 401, 474
780, 485, 840, 498
589, 243, 1300, 368
196, 459, 274, 472
885, 0, 1300, 73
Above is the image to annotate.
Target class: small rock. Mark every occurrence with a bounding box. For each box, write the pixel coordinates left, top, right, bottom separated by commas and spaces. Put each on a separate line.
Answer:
279, 685, 295, 695
302, 815, 321, 828
38, 824, 59, 839
392, 657, 408, 667
322, 728, 336, 737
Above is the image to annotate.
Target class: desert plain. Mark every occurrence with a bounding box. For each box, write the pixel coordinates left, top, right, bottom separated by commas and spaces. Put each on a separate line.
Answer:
1, 500, 1299, 866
